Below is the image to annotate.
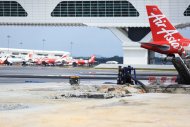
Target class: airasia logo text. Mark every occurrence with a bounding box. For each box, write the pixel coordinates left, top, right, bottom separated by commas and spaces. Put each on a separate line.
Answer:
148, 12, 181, 50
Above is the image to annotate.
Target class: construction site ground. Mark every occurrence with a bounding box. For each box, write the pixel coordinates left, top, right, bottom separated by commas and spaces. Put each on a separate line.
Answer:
0, 82, 190, 127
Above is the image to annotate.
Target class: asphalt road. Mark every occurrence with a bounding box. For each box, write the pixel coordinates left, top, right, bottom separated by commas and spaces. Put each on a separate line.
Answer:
0, 66, 117, 84
0, 66, 117, 75
0, 65, 178, 84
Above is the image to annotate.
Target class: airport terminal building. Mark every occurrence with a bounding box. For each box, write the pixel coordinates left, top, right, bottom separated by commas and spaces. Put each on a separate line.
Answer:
0, 48, 70, 58
0, 0, 190, 64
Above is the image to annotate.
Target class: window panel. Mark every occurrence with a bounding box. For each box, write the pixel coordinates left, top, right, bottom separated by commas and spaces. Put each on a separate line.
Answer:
184, 5, 190, 16
76, 1, 82, 6
11, 13, 18, 16
54, 6, 61, 12
68, 1, 75, 7
0, 1, 27, 17
0, 12, 3, 16
83, 1, 90, 5
83, 11, 90, 17
122, 12, 128, 17
106, 12, 113, 17
61, 11, 67, 16
0, 4, 3, 9
4, 1, 10, 4
76, 6, 82, 11
91, 3, 97, 9
68, 10, 75, 16
68, 8, 75, 12
76, 11, 82, 17
4, 11, 10, 16
53, 11, 60, 15
99, 11, 105, 17
51, 1, 139, 17
114, 11, 121, 17
91, 1, 97, 9
91, 11, 98, 17
106, 3, 113, 9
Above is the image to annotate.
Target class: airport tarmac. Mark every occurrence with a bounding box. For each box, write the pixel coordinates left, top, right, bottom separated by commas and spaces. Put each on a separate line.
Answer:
0, 65, 177, 76
0, 66, 117, 76
0, 65, 178, 84
0, 66, 117, 84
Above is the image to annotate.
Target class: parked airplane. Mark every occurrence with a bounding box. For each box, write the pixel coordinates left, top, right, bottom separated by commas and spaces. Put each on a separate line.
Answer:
55, 55, 96, 66
55, 54, 73, 66
0, 55, 25, 65
25, 52, 56, 66
72, 55, 96, 66
40, 54, 71, 66
140, 5, 190, 58
22, 52, 69, 66
19, 52, 44, 65
0, 56, 9, 65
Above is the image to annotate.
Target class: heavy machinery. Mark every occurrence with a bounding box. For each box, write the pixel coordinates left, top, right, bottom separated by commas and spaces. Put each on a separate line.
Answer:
117, 66, 148, 92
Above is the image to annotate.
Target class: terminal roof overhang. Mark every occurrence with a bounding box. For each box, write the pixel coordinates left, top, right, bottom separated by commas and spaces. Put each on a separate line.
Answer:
0, 0, 190, 28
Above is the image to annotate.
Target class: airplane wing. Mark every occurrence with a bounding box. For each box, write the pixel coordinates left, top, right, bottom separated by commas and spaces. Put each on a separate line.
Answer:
141, 42, 170, 51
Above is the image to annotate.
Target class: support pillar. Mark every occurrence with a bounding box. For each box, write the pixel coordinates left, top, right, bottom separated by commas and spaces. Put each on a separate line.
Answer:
109, 27, 151, 65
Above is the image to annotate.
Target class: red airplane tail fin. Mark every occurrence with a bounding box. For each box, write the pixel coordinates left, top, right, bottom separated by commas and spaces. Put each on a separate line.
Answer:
27, 52, 33, 59
89, 55, 95, 63
146, 5, 184, 42
61, 54, 69, 59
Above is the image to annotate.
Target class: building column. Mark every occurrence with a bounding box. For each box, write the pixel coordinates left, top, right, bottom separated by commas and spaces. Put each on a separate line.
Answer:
109, 27, 151, 65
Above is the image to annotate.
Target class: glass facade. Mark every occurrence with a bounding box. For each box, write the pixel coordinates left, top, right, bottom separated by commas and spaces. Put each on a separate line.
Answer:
51, 1, 139, 17
184, 5, 190, 16
0, 1, 27, 17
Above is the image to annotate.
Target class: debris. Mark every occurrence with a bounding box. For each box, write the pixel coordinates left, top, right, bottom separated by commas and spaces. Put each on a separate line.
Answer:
51, 85, 144, 99
69, 76, 80, 85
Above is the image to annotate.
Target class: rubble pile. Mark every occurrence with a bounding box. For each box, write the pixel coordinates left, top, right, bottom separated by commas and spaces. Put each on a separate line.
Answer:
147, 84, 190, 93
52, 85, 145, 99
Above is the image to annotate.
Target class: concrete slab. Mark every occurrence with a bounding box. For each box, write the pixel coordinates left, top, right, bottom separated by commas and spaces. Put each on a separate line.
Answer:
95, 64, 175, 70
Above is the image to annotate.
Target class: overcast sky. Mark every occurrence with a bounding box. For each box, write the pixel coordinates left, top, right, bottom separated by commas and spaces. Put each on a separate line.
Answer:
0, 26, 189, 57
